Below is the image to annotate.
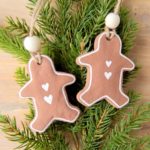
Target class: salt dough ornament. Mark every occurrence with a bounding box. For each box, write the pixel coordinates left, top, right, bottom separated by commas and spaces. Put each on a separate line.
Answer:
19, 55, 80, 133
76, 32, 135, 108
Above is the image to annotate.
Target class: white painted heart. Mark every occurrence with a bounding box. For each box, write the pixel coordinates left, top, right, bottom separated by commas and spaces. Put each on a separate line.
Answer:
42, 83, 49, 91
104, 72, 112, 80
44, 95, 53, 105
105, 60, 112, 68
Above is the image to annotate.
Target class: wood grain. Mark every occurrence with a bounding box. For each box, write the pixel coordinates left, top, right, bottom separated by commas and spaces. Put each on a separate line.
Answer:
0, 1, 30, 149
0, 0, 150, 149
124, 0, 150, 137
124, 1, 150, 102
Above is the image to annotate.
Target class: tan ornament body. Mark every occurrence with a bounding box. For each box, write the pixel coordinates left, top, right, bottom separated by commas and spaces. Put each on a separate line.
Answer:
76, 32, 135, 108
19, 55, 80, 133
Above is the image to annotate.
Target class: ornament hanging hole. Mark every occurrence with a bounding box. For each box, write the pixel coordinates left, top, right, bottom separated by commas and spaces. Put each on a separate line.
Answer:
36, 57, 42, 65
37, 62, 41, 65
32, 54, 42, 65
105, 32, 115, 41
106, 36, 111, 41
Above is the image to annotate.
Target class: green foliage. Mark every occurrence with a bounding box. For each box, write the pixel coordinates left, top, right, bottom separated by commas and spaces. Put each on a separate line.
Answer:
6, 17, 41, 38
101, 103, 150, 150
0, 0, 149, 150
0, 114, 48, 149
0, 115, 67, 150
123, 66, 140, 84
15, 67, 30, 86
0, 28, 30, 63
6, 17, 30, 38
133, 137, 150, 150
119, 8, 138, 54
75, 102, 116, 150
25, 102, 35, 121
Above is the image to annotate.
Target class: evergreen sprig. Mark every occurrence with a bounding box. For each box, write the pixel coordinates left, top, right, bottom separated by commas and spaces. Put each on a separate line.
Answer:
133, 137, 150, 150
6, 17, 30, 38
101, 103, 150, 150
6, 17, 41, 38
0, 115, 51, 150
15, 67, 30, 86
0, 115, 68, 150
0, 0, 149, 150
0, 28, 30, 63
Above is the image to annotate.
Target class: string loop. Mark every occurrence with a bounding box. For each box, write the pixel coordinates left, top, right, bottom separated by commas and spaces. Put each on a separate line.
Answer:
114, 0, 123, 14
29, 0, 47, 36
29, 0, 47, 64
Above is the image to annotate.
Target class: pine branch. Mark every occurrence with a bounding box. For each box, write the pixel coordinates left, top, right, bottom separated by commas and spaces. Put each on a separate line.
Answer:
38, 0, 68, 36
123, 66, 140, 84
119, 8, 138, 54
15, 67, 30, 86
101, 103, 150, 150
0, 28, 30, 63
6, 17, 30, 38
0, 115, 52, 150
0, 114, 69, 150
101, 136, 150, 150
71, 0, 116, 40
6, 17, 41, 38
26, 0, 38, 12
126, 90, 141, 107
134, 137, 150, 150
72, 102, 116, 150
25, 102, 35, 122
91, 105, 116, 150
71, 90, 141, 150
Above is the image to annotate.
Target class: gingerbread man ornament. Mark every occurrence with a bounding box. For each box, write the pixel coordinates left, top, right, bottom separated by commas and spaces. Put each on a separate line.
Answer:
19, 55, 80, 133
76, 32, 135, 108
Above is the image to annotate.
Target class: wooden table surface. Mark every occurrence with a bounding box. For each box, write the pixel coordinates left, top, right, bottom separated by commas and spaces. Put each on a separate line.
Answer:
0, 0, 150, 149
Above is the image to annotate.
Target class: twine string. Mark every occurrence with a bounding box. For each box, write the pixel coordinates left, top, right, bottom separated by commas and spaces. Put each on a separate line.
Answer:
29, 0, 47, 36
114, 0, 123, 14
29, 0, 47, 64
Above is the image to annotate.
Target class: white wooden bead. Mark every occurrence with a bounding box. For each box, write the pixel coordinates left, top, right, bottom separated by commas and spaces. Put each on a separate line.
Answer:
24, 36, 41, 53
105, 13, 120, 29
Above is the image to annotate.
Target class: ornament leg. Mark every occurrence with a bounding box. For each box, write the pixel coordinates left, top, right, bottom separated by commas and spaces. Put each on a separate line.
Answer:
107, 91, 129, 109
57, 103, 80, 123
30, 112, 54, 132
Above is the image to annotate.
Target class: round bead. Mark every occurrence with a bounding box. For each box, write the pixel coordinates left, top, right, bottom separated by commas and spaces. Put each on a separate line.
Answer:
24, 36, 41, 53
105, 13, 120, 29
